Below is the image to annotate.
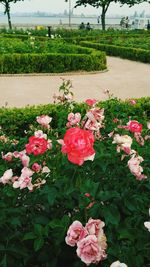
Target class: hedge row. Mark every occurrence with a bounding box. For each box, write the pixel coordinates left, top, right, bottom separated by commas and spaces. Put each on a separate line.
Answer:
0, 97, 150, 138
0, 49, 106, 74
80, 41, 150, 63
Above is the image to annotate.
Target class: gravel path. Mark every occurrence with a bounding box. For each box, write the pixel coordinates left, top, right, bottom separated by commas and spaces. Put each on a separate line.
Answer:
0, 56, 150, 108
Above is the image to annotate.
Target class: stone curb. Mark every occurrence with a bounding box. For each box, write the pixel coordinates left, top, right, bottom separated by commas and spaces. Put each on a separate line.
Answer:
0, 69, 108, 77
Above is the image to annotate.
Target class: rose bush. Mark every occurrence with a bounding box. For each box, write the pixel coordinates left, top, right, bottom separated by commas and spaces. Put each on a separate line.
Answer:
0, 82, 149, 267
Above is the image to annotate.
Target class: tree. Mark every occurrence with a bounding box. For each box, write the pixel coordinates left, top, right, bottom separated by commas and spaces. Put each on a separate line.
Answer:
74, 0, 117, 30
0, 0, 24, 29
74, 0, 149, 30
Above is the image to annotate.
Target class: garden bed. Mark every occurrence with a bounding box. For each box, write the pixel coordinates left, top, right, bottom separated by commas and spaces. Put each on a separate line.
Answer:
0, 37, 106, 73
0, 82, 149, 266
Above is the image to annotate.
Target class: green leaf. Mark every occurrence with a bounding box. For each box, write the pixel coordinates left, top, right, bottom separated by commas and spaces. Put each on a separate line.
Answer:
34, 238, 44, 252
23, 232, 36, 241
103, 205, 120, 226
0, 255, 7, 267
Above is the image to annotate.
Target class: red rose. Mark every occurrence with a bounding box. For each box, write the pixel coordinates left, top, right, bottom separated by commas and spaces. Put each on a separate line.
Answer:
128, 120, 142, 133
61, 127, 95, 165
26, 136, 48, 156
85, 99, 97, 107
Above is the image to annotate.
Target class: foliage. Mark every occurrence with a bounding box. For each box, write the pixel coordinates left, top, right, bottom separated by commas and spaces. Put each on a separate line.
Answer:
0, 38, 106, 73
80, 41, 150, 63
0, 83, 150, 267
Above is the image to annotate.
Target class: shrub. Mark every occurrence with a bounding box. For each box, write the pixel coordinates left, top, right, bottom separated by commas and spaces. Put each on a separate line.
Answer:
80, 41, 150, 63
0, 38, 106, 73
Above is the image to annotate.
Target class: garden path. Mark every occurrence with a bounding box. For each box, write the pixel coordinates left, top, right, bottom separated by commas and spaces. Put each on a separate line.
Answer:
0, 56, 150, 108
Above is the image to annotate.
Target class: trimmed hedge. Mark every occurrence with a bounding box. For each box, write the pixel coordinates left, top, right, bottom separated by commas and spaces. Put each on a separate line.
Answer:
0, 97, 150, 138
80, 41, 150, 63
0, 49, 106, 74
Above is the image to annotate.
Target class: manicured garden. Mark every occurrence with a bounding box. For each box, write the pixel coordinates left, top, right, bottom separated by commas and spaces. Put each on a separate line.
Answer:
0, 36, 106, 74
0, 28, 149, 266
0, 81, 149, 267
0, 28, 149, 74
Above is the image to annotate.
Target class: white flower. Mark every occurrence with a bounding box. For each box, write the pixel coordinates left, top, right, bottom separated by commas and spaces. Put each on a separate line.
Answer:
113, 134, 132, 148
110, 260, 128, 267
144, 222, 150, 232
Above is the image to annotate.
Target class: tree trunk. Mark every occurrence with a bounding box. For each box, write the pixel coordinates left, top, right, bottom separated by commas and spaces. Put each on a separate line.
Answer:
5, 2, 12, 29
101, 6, 106, 31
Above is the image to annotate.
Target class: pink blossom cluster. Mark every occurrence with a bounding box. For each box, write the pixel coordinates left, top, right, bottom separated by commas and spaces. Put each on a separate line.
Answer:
36, 115, 52, 129
118, 120, 144, 146
0, 128, 51, 190
127, 153, 147, 181
112, 119, 149, 180
0, 162, 50, 190
112, 134, 147, 180
82, 107, 105, 139
66, 112, 81, 128
112, 134, 132, 154
65, 218, 107, 266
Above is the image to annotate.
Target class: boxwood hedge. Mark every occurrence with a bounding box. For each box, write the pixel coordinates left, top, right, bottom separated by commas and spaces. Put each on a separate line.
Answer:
0, 46, 106, 74
80, 41, 150, 63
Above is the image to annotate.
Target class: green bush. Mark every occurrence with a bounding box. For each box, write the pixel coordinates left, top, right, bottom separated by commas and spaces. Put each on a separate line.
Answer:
0, 95, 149, 267
0, 37, 106, 73
0, 50, 106, 74
80, 41, 150, 63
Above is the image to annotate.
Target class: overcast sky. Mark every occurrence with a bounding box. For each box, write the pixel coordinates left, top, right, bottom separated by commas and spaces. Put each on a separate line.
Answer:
0, 0, 149, 16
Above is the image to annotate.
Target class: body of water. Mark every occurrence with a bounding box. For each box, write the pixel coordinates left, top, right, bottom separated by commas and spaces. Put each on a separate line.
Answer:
0, 15, 122, 26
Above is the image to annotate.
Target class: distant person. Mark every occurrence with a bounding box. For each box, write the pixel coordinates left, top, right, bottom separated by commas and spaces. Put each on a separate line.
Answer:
147, 20, 150, 30
79, 22, 85, 30
97, 16, 100, 24
86, 22, 92, 30
120, 17, 125, 28
125, 16, 129, 29
131, 20, 135, 30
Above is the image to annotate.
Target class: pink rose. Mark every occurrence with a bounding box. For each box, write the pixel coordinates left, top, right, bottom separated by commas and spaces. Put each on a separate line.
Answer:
66, 113, 81, 127
85, 99, 97, 107
36, 115, 52, 129
85, 218, 105, 237
65, 221, 88, 247
13, 167, 33, 190
0, 169, 13, 184
32, 163, 42, 172
129, 99, 136, 105
128, 120, 142, 133
34, 130, 47, 139
20, 154, 30, 167
127, 155, 147, 180
2, 152, 13, 162
61, 127, 95, 165
76, 235, 105, 265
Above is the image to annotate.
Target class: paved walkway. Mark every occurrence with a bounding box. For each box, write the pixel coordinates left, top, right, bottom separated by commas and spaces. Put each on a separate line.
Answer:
0, 56, 150, 108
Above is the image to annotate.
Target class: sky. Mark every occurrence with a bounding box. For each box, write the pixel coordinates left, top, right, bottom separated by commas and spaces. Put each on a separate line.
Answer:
0, 0, 149, 16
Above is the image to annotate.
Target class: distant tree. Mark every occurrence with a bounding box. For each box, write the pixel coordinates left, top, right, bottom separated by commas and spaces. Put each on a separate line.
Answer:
0, 0, 24, 29
73, 0, 117, 30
